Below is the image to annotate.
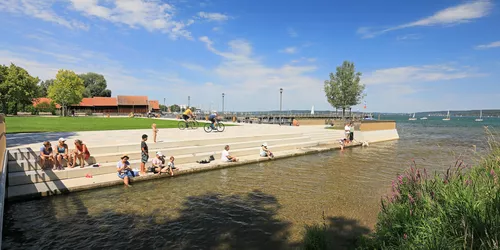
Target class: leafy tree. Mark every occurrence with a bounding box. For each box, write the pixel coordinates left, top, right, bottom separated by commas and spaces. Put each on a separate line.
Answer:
159, 104, 167, 112
0, 64, 9, 114
48, 69, 85, 116
324, 61, 365, 117
5, 63, 40, 114
39, 79, 55, 97
169, 104, 180, 113
34, 101, 57, 115
78, 72, 112, 97
189, 106, 197, 112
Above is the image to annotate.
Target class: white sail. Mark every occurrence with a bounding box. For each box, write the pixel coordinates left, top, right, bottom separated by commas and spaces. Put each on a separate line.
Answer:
311, 105, 315, 115
443, 110, 451, 121
476, 110, 483, 122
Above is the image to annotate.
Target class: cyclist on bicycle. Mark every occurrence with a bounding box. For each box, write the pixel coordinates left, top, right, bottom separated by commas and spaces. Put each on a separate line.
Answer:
208, 111, 218, 129
182, 108, 194, 127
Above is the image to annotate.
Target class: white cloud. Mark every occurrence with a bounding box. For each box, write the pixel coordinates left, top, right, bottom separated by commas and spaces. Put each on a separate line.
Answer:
0, 0, 198, 39
0, 0, 89, 30
198, 12, 229, 21
287, 28, 298, 37
180, 62, 206, 72
396, 34, 422, 40
358, 0, 493, 38
475, 41, 500, 50
196, 36, 325, 111
69, 0, 193, 39
279, 47, 297, 54
363, 64, 483, 85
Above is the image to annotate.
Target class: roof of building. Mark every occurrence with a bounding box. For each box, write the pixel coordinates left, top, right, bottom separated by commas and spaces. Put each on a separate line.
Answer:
76, 98, 94, 107
117, 95, 148, 106
148, 100, 160, 110
32, 98, 61, 109
92, 97, 117, 106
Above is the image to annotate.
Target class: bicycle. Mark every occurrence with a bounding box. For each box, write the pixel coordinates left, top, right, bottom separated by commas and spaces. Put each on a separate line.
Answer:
178, 116, 199, 130
203, 120, 225, 133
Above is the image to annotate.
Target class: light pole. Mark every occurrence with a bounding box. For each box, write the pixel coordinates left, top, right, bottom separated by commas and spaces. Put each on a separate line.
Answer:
188, 96, 190, 108
222, 93, 225, 113
279, 88, 283, 113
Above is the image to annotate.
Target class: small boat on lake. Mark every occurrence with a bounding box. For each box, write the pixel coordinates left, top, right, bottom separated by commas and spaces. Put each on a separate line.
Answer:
409, 113, 417, 121
475, 110, 483, 122
443, 110, 451, 121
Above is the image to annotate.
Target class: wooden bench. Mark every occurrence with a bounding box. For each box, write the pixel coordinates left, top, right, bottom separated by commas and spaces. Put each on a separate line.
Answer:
17, 112, 31, 116
39, 112, 53, 116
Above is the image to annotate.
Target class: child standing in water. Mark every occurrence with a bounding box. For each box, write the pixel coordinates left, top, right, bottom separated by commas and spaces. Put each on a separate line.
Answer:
152, 123, 158, 143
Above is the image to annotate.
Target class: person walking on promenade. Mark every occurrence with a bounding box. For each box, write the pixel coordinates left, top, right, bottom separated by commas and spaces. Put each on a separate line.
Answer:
140, 134, 149, 175
152, 123, 158, 143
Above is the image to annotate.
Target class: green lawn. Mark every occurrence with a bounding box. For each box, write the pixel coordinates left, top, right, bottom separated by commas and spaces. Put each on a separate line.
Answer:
5, 116, 205, 133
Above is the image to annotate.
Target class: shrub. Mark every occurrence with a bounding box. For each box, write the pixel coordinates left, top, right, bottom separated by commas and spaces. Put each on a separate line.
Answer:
358, 156, 500, 249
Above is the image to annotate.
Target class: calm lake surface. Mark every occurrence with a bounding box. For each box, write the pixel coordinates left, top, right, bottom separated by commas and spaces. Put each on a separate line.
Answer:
3, 116, 498, 249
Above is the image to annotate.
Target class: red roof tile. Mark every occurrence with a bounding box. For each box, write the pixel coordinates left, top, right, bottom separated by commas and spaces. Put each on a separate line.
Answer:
117, 95, 148, 106
149, 100, 160, 110
76, 98, 94, 107
92, 97, 117, 106
32, 98, 61, 109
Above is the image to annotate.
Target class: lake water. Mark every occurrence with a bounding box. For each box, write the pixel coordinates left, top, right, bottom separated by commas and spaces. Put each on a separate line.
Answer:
3, 115, 498, 249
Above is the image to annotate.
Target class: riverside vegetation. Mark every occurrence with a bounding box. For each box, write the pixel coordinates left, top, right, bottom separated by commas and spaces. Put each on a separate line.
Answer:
304, 136, 500, 250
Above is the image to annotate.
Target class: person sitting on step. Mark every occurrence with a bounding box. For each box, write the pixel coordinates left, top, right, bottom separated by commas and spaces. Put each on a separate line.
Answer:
71, 139, 90, 168
54, 138, 70, 170
117, 155, 134, 187
40, 141, 55, 170
260, 142, 274, 159
221, 145, 238, 162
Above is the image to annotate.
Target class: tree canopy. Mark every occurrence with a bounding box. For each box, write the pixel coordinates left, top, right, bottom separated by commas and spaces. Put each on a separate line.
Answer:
48, 69, 85, 116
39, 79, 54, 97
324, 61, 365, 117
3, 64, 40, 114
78, 72, 112, 97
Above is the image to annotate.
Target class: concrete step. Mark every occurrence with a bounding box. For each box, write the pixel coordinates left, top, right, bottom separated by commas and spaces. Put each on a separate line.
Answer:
7, 144, 347, 201
7, 136, 313, 172
7, 133, 305, 161
7, 140, 328, 186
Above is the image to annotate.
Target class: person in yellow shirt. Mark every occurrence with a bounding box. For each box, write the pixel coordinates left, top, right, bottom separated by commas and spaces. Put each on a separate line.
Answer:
182, 108, 194, 128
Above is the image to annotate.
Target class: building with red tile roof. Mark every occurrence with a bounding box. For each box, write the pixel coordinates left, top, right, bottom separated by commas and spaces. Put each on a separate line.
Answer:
32, 96, 159, 114
32, 98, 61, 109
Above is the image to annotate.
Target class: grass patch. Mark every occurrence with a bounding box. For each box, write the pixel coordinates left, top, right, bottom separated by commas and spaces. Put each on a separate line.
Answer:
5, 116, 210, 133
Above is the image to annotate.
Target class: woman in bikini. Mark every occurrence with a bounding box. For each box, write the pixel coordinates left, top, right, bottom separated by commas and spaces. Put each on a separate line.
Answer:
54, 138, 70, 170
71, 139, 91, 168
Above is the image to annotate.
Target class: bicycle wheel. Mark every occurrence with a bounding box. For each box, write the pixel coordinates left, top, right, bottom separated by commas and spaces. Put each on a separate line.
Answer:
188, 121, 196, 129
203, 123, 212, 133
178, 121, 187, 130
216, 122, 225, 132
192, 120, 199, 129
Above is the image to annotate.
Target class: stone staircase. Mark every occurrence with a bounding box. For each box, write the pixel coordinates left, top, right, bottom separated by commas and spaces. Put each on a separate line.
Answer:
7, 130, 345, 200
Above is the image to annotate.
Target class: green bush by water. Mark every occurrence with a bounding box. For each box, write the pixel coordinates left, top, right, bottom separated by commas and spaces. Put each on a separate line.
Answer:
304, 141, 500, 250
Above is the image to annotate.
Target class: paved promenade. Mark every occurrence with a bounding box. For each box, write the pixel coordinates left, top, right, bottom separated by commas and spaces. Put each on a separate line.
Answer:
7, 122, 337, 149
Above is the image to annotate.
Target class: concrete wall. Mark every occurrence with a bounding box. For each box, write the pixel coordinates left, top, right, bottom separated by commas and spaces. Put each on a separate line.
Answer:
359, 120, 396, 131
0, 114, 6, 248
356, 129, 399, 143
296, 119, 326, 126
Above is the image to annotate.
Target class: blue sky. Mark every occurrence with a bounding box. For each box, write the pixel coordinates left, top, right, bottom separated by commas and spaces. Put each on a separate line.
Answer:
0, 0, 499, 112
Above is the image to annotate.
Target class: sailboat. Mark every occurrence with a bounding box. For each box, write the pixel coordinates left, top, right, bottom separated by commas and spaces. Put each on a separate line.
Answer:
443, 110, 451, 121
475, 110, 483, 122
310, 105, 315, 115
409, 113, 417, 121
420, 116, 428, 120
